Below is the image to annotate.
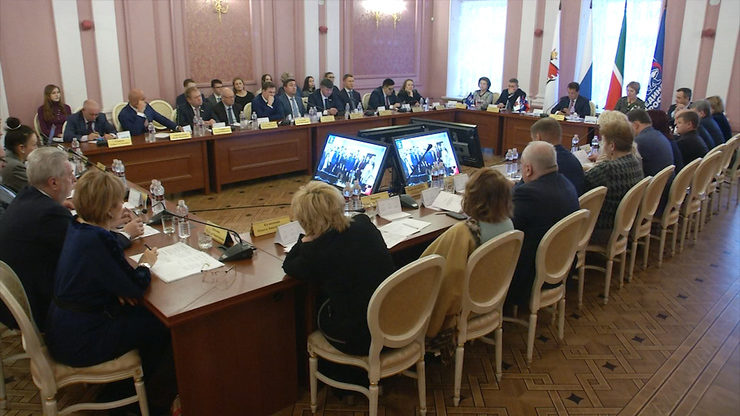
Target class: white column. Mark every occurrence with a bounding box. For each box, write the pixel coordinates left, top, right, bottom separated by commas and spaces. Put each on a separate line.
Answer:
705, 0, 739, 101
0, 60, 8, 134
304, 0, 320, 79
536, 0, 560, 100
673, 0, 707, 96
51, 0, 87, 110
517, 0, 537, 94
325, 0, 341, 77
92, 0, 124, 112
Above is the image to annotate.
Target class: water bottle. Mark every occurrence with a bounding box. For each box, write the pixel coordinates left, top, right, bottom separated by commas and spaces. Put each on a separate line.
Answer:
357, 103, 363, 114
422, 97, 429, 111
571, 135, 580, 153
309, 106, 318, 123
505, 149, 513, 174
286, 114, 293, 125
351, 180, 361, 209
345, 103, 350, 120
511, 148, 519, 176
71, 138, 84, 175
111, 159, 126, 187
591, 135, 600, 157
239, 112, 246, 129
150, 180, 165, 214
147, 119, 156, 141
251, 111, 258, 129
342, 178, 352, 213
176, 199, 190, 239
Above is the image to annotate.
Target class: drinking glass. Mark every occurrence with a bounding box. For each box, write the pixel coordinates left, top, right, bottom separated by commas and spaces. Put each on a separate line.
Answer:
198, 231, 213, 250
161, 214, 175, 234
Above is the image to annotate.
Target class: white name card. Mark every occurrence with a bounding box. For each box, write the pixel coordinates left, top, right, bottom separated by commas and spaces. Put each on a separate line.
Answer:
274, 221, 306, 248
421, 187, 441, 208
212, 122, 226, 128
257, 117, 269, 124
377, 196, 411, 221
431, 191, 463, 213
182, 125, 192, 133
584, 115, 598, 124
533, 109, 543, 115
117, 131, 131, 139
377, 106, 386, 112
126, 189, 142, 208
453, 173, 469, 193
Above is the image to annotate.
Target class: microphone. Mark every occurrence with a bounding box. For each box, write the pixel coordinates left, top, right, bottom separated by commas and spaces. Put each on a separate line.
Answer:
406, 143, 433, 181
397, 143, 433, 209
56, 145, 106, 173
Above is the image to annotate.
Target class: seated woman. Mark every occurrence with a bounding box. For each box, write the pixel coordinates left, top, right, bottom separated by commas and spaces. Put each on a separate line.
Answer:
584, 118, 644, 241
1, 117, 39, 193
472, 77, 495, 110
255, 73, 272, 95
45, 169, 173, 411
232, 77, 255, 109
283, 181, 394, 355
37, 84, 71, 141
421, 168, 514, 339
614, 81, 646, 114
707, 95, 732, 142
397, 79, 423, 106
302, 76, 315, 98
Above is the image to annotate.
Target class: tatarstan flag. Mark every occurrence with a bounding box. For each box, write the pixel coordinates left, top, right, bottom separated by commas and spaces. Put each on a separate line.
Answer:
605, 2, 627, 110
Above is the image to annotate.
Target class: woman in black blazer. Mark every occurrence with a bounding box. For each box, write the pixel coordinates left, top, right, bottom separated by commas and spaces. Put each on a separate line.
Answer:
397, 79, 423, 106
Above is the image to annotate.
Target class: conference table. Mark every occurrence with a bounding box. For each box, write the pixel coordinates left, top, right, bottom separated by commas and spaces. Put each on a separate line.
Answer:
78, 108, 597, 195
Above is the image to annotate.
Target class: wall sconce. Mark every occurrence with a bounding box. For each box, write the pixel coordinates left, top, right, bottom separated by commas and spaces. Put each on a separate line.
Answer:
363, 0, 405, 29
212, 0, 228, 23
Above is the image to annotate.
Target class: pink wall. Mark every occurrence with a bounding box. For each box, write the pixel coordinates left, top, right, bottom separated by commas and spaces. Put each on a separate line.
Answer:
558, 0, 581, 95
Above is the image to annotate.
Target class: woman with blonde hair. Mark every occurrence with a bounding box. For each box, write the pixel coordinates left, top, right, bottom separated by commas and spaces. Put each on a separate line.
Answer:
706, 95, 732, 141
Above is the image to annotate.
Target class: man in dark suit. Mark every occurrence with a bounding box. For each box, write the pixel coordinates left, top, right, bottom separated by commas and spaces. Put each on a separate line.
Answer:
551, 81, 591, 117
667, 87, 691, 128
205, 79, 223, 109
530, 117, 585, 195
336, 74, 362, 112
175, 78, 206, 109
308, 78, 340, 116
675, 110, 708, 164
496, 78, 527, 111
176, 86, 216, 127
508, 141, 580, 306
324, 72, 341, 96
691, 100, 724, 147
275, 78, 306, 119
368, 78, 400, 111
63, 99, 117, 142
118, 88, 180, 135
277, 72, 303, 98
212, 87, 244, 125
251, 81, 284, 120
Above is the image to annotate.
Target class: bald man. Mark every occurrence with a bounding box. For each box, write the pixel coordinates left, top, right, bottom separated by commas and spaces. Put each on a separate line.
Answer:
118, 88, 180, 135
212, 87, 243, 125
63, 99, 117, 142
508, 141, 580, 306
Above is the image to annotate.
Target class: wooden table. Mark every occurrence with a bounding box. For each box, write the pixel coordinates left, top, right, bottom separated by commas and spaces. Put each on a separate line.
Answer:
499, 113, 596, 152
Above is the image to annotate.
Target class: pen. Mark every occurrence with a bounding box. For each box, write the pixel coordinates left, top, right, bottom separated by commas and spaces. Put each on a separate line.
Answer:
144, 244, 152, 250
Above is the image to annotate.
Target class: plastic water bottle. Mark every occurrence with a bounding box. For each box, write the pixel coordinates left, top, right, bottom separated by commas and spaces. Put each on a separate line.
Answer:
343, 178, 352, 213
147, 119, 156, 141
590, 136, 600, 157
176, 200, 190, 239
111, 159, 126, 187
345, 103, 351, 120
251, 111, 258, 129
357, 103, 363, 114
150, 180, 165, 214
309, 106, 318, 123
239, 112, 246, 129
505, 149, 513, 174
422, 97, 429, 111
511, 148, 519, 176
571, 135, 580, 153
70, 138, 84, 175
351, 180, 361, 209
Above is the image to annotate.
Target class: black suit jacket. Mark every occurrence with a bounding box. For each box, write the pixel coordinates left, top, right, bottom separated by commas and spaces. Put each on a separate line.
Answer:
397, 89, 422, 106
0, 187, 72, 329
554, 144, 585, 195
275, 93, 306, 118
307, 90, 340, 113
676, 130, 708, 164
368, 87, 398, 110
63, 111, 117, 142
496, 88, 527, 110
176, 104, 214, 127
509, 172, 579, 305
336, 89, 362, 111
212, 101, 244, 124
551, 95, 591, 117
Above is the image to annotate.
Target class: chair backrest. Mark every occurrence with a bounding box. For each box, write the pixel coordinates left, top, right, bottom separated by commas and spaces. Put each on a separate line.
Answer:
461, 230, 523, 320
589, 101, 596, 116
0, 261, 57, 397
61, 121, 67, 138
243, 102, 252, 120
492, 92, 500, 103
149, 99, 174, 129
33, 113, 43, 140
691, 151, 723, 198
577, 186, 607, 250
725, 135, 740, 173
662, 158, 700, 225
605, 176, 651, 253
635, 165, 675, 234
367, 254, 444, 375
715, 143, 736, 177
111, 101, 127, 131
530, 210, 590, 307
362, 92, 371, 109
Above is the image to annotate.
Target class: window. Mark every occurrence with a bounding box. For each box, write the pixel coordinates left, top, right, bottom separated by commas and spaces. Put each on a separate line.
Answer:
446, 0, 508, 98
591, 0, 662, 108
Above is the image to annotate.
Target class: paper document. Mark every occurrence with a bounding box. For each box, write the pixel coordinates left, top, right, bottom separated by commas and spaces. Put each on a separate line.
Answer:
380, 230, 407, 249
274, 221, 305, 248
573, 150, 591, 166
379, 218, 430, 237
430, 191, 463, 213
130, 242, 223, 283
377, 196, 411, 221
133, 224, 160, 240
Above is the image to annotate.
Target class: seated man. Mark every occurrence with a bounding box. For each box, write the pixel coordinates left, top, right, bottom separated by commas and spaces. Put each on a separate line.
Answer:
307, 78, 339, 116
276, 78, 306, 119
212, 87, 244, 125
627, 109, 675, 177
63, 99, 117, 142
176, 86, 215, 127
277, 72, 303, 97
175, 78, 205, 109
324, 71, 341, 96
118, 88, 179, 135
667, 87, 691, 128
551, 82, 591, 117
496, 78, 527, 110
674, 110, 708, 164
251, 81, 283, 120
205, 79, 223, 109
508, 141, 579, 306
336, 73, 362, 112
530, 117, 585, 195
691, 100, 724, 147
368, 78, 400, 111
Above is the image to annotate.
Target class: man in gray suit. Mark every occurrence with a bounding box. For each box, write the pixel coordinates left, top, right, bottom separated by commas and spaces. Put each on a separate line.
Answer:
205, 79, 223, 109
276, 78, 306, 119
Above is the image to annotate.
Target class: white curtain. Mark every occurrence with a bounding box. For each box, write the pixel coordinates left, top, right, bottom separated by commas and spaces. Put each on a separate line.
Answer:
446, 0, 508, 98
591, 0, 662, 109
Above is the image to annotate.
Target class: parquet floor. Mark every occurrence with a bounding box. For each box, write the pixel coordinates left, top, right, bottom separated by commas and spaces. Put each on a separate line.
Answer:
1, 173, 738, 416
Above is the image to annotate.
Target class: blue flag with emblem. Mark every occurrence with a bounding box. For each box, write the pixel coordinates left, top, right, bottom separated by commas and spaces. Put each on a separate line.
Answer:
645, 6, 665, 110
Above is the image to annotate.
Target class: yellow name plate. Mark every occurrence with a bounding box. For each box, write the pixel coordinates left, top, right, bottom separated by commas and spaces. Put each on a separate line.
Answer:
434, 105, 445, 111
204, 221, 230, 245
320, 115, 335, 123
252, 215, 291, 237
455, 102, 467, 109
443, 176, 455, 189
378, 110, 393, 116
96, 162, 107, 171
404, 183, 429, 200
294, 117, 311, 125
550, 114, 565, 121
411, 106, 424, 113
170, 131, 192, 140
486, 105, 500, 113
349, 112, 364, 119
260, 121, 278, 129
361, 192, 389, 207
212, 126, 232, 135
107, 137, 132, 148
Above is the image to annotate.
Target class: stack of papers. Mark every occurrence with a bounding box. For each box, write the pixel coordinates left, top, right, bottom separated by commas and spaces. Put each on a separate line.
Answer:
378, 218, 431, 249
132, 224, 160, 240
130, 242, 224, 283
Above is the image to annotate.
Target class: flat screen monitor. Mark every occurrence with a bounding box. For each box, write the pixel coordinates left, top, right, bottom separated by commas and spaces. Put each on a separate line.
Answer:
393, 129, 461, 187
409, 118, 484, 167
313, 134, 390, 195
357, 124, 427, 144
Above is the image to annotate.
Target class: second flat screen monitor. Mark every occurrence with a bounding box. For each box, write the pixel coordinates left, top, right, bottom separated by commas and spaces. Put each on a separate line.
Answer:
394, 130, 461, 187
313, 134, 389, 195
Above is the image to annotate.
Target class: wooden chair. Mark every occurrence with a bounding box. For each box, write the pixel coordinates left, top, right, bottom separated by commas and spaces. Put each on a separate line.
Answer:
507, 210, 590, 364
0, 261, 149, 416
711, 137, 739, 212
33, 114, 44, 143
575, 186, 607, 309
111, 102, 127, 132
702, 144, 728, 222
453, 230, 523, 406
585, 177, 651, 304
148, 100, 174, 130
0, 324, 28, 410
362, 93, 371, 110
589, 101, 596, 116
243, 102, 252, 120
308, 255, 444, 416
627, 165, 675, 279
680, 152, 722, 251
721, 135, 740, 208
